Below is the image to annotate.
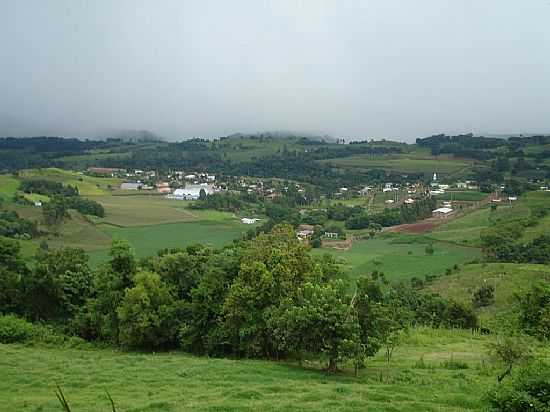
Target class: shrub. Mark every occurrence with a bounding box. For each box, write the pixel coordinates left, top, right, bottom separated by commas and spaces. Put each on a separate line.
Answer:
473, 284, 495, 308
487, 361, 550, 411
0, 314, 33, 343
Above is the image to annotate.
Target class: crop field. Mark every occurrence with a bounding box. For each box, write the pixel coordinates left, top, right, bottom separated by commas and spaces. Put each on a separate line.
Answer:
92, 195, 243, 228
18, 168, 122, 196
426, 262, 550, 332
313, 236, 480, 284
1, 326, 535, 412
88, 218, 256, 266
320, 155, 472, 176
433, 191, 487, 202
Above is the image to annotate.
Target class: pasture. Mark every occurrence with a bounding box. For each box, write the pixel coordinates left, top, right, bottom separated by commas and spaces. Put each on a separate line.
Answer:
0, 327, 521, 412
313, 236, 479, 285
426, 262, 550, 333
18, 168, 122, 196
89, 218, 253, 266
320, 154, 472, 177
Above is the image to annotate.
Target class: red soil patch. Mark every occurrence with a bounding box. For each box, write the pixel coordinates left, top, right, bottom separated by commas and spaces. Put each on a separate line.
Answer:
385, 221, 438, 234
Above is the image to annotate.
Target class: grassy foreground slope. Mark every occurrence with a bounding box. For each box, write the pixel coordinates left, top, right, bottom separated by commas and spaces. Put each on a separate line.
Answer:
0, 327, 527, 412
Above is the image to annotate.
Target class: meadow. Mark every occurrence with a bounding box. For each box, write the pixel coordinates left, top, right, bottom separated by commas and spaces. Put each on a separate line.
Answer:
0, 327, 531, 412
88, 219, 255, 266
426, 262, 550, 333
319, 154, 472, 177
18, 168, 123, 196
313, 235, 480, 285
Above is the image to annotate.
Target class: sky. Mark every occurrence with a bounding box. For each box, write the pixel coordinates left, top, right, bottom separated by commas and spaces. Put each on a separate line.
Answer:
1, 0, 549, 142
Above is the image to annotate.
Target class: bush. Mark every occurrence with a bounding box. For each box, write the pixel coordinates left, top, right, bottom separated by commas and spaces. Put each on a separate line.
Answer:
487, 361, 550, 411
0, 314, 33, 343
473, 284, 495, 308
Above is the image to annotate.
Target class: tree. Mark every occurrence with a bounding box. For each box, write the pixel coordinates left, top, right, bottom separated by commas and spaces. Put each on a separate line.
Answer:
269, 280, 361, 373
222, 225, 316, 357
23, 247, 92, 321
42, 197, 67, 226
199, 188, 207, 201
472, 284, 495, 308
489, 337, 533, 382
78, 240, 137, 343
517, 282, 550, 340
117, 271, 178, 350
0, 238, 28, 314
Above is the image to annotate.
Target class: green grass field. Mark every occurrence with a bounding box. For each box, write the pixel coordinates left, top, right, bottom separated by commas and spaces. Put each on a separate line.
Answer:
313, 236, 480, 285
18, 168, 122, 196
0, 174, 20, 201
2, 326, 538, 412
426, 262, 550, 333
434, 191, 487, 202
320, 155, 472, 177
89, 219, 254, 266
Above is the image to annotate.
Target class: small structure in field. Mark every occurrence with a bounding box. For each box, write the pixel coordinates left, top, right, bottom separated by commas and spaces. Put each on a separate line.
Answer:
156, 182, 171, 194
404, 198, 415, 204
120, 182, 141, 190
241, 218, 259, 224
432, 207, 453, 218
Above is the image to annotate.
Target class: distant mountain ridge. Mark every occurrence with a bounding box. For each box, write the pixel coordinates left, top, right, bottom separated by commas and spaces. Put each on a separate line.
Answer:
225, 130, 336, 143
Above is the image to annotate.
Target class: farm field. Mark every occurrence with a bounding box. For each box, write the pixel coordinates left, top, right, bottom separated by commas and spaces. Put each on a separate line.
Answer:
1, 326, 537, 412
312, 236, 480, 284
88, 219, 256, 266
433, 191, 487, 202
426, 262, 550, 333
17, 168, 122, 196
320, 155, 472, 177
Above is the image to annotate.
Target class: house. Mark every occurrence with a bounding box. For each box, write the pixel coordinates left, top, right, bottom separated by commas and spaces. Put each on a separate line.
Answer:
120, 182, 141, 190
404, 198, 415, 204
296, 224, 315, 240
207, 175, 216, 181
385, 199, 394, 204
359, 186, 372, 196
184, 174, 196, 180
508, 196, 517, 201
156, 182, 171, 194
442, 201, 452, 207
456, 182, 468, 189
34, 201, 42, 207
324, 232, 339, 239
169, 185, 214, 200
432, 207, 453, 218
241, 218, 259, 224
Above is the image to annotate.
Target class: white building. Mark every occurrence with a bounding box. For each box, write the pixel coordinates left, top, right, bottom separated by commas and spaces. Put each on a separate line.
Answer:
404, 198, 415, 204
432, 207, 453, 218
241, 218, 259, 224
169, 185, 214, 200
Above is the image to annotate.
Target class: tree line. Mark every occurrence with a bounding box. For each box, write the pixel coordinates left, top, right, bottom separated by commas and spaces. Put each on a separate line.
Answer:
1, 225, 481, 372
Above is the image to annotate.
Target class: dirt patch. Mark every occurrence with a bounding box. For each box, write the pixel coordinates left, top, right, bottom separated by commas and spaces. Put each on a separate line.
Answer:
385, 221, 438, 234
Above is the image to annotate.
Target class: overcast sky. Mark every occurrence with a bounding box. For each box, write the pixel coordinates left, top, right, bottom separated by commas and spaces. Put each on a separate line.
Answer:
1, 0, 549, 141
